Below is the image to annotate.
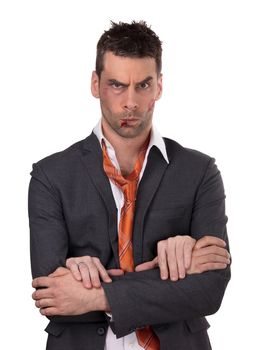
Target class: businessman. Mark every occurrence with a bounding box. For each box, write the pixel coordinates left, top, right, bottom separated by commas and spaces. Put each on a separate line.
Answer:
29, 21, 231, 350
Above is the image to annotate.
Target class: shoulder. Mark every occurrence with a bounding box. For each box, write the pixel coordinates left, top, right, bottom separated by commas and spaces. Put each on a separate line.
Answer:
33, 139, 85, 170
29, 134, 97, 185
162, 137, 217, 179
163, 137, 213, 164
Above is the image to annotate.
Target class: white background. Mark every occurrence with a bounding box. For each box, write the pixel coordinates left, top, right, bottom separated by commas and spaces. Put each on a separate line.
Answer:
0, 0, 253, 348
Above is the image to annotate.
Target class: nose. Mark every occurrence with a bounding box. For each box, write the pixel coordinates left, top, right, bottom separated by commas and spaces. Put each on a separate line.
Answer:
123, 88, 138, 112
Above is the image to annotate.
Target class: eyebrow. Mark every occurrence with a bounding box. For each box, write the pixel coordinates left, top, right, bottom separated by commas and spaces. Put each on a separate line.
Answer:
108, 76, 154, 87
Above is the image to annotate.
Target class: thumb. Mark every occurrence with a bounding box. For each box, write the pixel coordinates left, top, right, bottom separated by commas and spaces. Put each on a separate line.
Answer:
135, 257, 158, 272
107, 269, 125, 277
48, 267, 69, 277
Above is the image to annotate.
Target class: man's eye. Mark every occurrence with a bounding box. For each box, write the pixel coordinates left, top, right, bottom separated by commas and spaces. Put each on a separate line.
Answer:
138, 82, 149, 89
110, 82, 123, 89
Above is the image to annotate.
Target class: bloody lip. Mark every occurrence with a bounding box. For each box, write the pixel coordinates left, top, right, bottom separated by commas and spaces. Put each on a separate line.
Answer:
120, 118, 138, 127
121, 120, 128, 127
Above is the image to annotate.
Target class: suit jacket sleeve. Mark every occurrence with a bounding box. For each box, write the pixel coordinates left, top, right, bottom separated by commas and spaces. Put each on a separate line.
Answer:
29, 162, 68, 277
102, 157, 231, 338
29, 162, 106, 324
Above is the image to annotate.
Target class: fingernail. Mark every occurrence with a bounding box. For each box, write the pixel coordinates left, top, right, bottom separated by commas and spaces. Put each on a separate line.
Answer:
171, 276, 178, 281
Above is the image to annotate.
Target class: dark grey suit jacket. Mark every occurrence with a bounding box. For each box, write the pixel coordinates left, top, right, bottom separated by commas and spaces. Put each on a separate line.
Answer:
29, 132, 230, 350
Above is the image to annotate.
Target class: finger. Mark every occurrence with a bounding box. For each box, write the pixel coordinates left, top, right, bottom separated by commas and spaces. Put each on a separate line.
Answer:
35, 298, 54, 309
157, 242, 169, 280
93, 259, 112, 284
32, 288, 54, 300
107, 269, 125, 276
194, 246, 230, 259
184, 239, 196, 269
175, 238, 185, 279
167, 239, 179, 281
198, 254, 231, 265
85, 260, 102, 288
78, 263, 92, 289
195, 236, 226, 250
68, 262, 82, 281
40, 307, 58, 317
135, 258, 158, 272
32, 277, 51, 289
199, 262, 228, 273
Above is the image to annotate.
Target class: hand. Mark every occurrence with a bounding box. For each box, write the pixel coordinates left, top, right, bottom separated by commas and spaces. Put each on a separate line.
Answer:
152, 235, 196, 281
66, 256, 124, 288
135, 236, 230, 281
187, 236, 230, 274
32, 267, 110, 316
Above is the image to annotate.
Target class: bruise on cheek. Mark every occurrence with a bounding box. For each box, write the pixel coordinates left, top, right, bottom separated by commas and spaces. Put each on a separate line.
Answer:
101, 86, 110, 96
148, 99, 155, 112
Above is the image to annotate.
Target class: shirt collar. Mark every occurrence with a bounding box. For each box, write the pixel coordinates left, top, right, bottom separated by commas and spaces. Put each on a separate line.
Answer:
93, 119, 169, 164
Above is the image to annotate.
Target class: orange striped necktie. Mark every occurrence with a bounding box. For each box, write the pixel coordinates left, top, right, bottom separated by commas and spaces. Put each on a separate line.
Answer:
102, 139, 160, 350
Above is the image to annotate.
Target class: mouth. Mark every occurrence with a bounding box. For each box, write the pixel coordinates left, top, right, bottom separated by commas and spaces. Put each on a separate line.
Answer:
120, 118, 139, 127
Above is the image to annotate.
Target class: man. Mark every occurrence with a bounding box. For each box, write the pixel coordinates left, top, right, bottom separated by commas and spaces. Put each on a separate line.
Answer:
29, 21, 231, 350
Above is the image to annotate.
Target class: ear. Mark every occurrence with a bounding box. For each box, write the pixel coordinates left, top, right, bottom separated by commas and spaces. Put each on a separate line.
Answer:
155, 73, 163, 101
91, 71, 100, 98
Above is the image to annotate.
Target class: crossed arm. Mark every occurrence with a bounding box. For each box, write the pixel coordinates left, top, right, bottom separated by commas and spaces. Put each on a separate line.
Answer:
32, 235, 230, 317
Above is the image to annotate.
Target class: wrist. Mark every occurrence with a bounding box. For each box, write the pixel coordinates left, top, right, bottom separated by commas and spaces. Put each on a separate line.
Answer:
91, 287, 111, 312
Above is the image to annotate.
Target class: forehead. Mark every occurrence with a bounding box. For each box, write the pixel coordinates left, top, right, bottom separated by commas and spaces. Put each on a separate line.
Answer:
101, 51, 157, 82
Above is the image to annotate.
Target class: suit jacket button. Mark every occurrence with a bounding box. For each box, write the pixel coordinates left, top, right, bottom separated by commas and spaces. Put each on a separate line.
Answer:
97, 327, 105, 336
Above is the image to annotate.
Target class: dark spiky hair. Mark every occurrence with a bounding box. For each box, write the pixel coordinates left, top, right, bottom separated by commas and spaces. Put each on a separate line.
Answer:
96, 21, 162, 77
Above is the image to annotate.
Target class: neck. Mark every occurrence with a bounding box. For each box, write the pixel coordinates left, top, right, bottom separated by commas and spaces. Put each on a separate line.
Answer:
101, 119, 151, 156
101, 118, 151, 176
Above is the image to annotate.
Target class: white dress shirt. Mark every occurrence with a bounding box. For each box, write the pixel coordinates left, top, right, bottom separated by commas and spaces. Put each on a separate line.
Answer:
93, 119, 169, 350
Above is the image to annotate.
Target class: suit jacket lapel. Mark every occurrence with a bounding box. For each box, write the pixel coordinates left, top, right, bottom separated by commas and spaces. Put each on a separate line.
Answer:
133, 145, 170, 266
79, 133, 120, 267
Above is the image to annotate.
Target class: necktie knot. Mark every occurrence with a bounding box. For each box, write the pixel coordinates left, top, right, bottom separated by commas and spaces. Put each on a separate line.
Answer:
102, 140, 142, 201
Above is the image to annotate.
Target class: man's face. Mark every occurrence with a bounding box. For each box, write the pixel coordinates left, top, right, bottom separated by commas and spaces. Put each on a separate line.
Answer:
91, 52, 162, 139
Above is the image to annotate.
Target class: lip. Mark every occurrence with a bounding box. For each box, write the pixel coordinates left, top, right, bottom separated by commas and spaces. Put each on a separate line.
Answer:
121, 118, 139, 122
120, 118, 139, 127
